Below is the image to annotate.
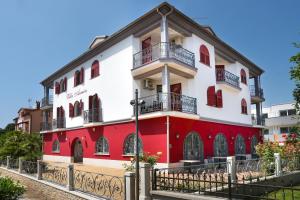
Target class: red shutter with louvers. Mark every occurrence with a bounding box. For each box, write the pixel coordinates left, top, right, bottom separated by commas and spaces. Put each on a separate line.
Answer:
89, 96, 93, 110
207, 86, 216, 106
69, 103, 74, 117
80, 68, 84, 84
55, 82, 60, 94
216, 90, 223, 108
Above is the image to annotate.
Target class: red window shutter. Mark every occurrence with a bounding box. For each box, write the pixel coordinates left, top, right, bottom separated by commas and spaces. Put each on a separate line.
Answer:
216, 90, 223, 108
96, 62, 100, 76
56, 107, 60, 118
207, 86, 216, 106
80, 100, 84, 114
200, 45, 210, 66
89, 96, 93, 110
69, 103, 74, 117
61, 107, 65, 118
80, 68, 84, 83
55, 82, 59, 94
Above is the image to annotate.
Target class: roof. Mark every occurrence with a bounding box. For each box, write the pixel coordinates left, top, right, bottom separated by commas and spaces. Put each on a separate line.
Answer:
41, 2, 264, 87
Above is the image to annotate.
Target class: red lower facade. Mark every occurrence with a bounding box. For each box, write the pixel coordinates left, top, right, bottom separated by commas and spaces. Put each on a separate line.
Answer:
43, 116, 262, 166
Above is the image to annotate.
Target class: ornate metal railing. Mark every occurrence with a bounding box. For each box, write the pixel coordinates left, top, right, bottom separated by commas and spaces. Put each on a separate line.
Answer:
235, 159, 270, 181
40, 162, 67, 186
74, 170, 124, 200
9, 158, 19, 170
250, 85, 264, 98
52, 118, 65, 129
216, 68, 240, 88
21, 160, 37, 176
41, 96, 53, 108
138, 92, 197, 115
281, 155, 300, 173
133, 42, 195, 68
0, 159, 7, 167
40, 121, 52, 131
83, 108, 103, 124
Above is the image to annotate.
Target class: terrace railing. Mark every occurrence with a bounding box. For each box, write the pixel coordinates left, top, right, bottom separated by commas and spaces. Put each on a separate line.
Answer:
133, 42, 195, 69
250, 85, 264, 99
40, 121, 52, 131
138, 92, 197, 115
52, 118, 65, 129
41, 96, 53, 108
83, 108, 103, 124
216, 68, 240, 88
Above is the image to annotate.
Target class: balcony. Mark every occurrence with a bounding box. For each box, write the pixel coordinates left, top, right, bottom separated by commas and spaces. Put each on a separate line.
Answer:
83, 108, 103, 124
41, 96, 53, 109
265, 115, 300, 127
137, 92, 197, 115
40, 122, 52, 131
132, 43, 196, 79
216, 68, 240, 89
52, 118, 65, 129
250, 85, 264, 103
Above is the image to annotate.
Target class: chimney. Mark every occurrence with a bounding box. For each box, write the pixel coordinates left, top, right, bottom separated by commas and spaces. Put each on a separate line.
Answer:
36, 101, 40, 109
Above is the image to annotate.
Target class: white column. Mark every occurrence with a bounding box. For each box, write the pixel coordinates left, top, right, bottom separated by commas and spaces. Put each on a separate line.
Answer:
18, 158, 23, 173
140, 163, 151, 200
227, 156, 236, 182
124, 172, 135, 200
274, 153, 282, 176
37, 160, 42, 180
162, 65, 170, 111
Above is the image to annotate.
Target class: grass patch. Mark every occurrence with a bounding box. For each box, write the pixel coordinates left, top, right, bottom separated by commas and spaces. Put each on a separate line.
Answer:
264, 185, 300, 199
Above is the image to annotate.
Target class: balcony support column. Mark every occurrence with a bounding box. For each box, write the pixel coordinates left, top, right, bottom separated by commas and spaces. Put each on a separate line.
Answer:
162, 64, 170, 111
44, 86, 50, 101
256, 102, 262, 125
254, 76, 260, 96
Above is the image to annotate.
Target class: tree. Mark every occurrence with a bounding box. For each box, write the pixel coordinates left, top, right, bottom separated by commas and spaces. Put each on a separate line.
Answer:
4, 123, 15, 132
290, 42, 300, 110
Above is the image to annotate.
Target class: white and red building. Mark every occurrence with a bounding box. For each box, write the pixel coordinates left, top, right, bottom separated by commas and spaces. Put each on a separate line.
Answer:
40, 2, 265, 168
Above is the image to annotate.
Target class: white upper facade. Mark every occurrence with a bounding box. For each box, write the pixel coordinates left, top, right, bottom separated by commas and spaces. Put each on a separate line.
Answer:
41, 2, 264, 130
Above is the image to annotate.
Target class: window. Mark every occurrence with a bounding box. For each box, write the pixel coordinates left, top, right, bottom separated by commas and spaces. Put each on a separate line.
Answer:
52, 139, 60, 153
214, 134, 228, 157
183, 132, 204, 161
279, 110, 287, 116
95, 136, 109, 154
207, 86, 216, 106
251, 136, 258, 155
216, 90, 223, 108
74, 68, 84, 86
241, 98, 247, 114
280, 127, 289, 134
288, 109, 296, 116
200, 45, 210, 66
55, 77, 67, 94
69, 100, 83, 118
235, 135, 246, 155
263, 129, 269, 135
123, 134, 143, 155
91, 60, 99, 78
55, 82, 60, 94
240, 69, 247, 84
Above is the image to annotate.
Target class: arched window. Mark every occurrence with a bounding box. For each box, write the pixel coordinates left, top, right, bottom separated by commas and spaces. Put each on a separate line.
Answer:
251, 136, 258, 156
183, 132, 204, 161
91, 60, 99, 78
214, 133, 228, 157
241, 98, 247, 114
200, 45, 210, 66
123, 134, 143, 155
74, 68, 84, 86
74, 101, 81, 117
52, 139, 60, 153
235, 134, 246, 155
240, 69, 247, 84
95, 136, 109, 154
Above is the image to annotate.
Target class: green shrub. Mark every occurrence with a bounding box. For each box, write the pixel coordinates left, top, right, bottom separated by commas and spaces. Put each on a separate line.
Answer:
0, 176, 25, 200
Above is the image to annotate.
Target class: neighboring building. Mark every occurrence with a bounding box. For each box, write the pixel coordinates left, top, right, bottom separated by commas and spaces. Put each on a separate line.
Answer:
14, 102, 43, 133
253, 103, 299, 143
40, 2, 265, 168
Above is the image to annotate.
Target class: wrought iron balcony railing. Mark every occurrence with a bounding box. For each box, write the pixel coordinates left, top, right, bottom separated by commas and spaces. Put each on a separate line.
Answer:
133, 42, 195, 69
216, 68, 240, 88
250, 85, 264, 99
40, 122, 52, 131
137, 92, 197, 115
41, 96, 53, 108
83, 108, 103, 124
52, 118, 65, 129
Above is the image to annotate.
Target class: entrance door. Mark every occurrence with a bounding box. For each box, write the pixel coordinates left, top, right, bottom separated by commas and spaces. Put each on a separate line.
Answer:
170, 83, 182, 111
142, 37, 151, 64
73, 139, 83, 163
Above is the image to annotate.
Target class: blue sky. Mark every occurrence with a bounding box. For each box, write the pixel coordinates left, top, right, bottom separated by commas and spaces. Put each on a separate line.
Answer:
0, 0, 299, 128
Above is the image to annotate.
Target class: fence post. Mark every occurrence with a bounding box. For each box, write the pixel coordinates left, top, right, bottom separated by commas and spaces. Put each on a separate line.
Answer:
6, 156, 11, 169
124, 172, 135, 200
67, 164, 74, 191
18, 158, 23, 173
274, 153, 282, 176
228, 174, 232, 200
140, 163, 151, 200
227, 156, 236, 182
37, 160, 42, 180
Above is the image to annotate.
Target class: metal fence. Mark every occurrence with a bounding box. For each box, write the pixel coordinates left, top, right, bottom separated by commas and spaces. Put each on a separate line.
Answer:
74, 170, 124, 200
281, 155, 300, 173
40, 162, 68, 186
21, 160, 37, 177
9, 158, 19, 170
215, 68, 240, 88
